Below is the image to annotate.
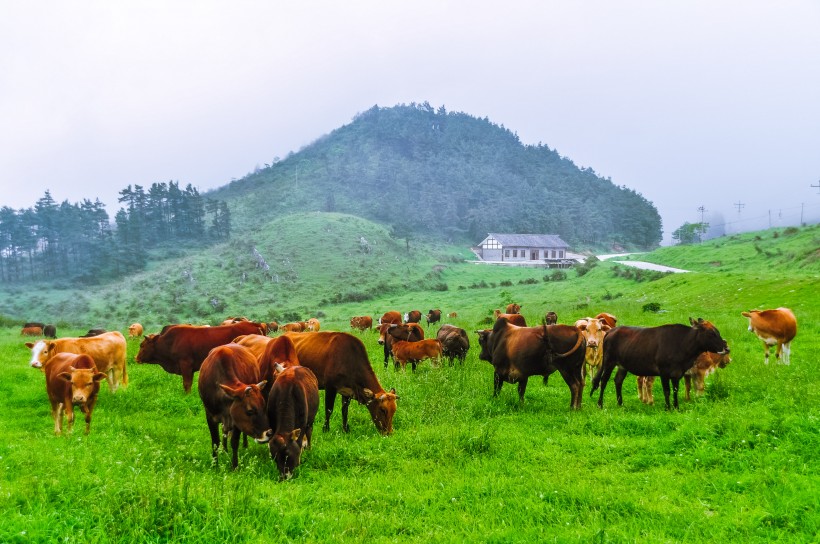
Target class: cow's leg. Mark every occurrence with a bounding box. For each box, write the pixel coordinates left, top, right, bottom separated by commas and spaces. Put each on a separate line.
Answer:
613, 368, 629, 406
206, 416, 220, 464
341, 396, 351, 433
229, 428, 241, 469
782, 341, 791, 365
493, 371, 503, 397
684, 375, 692, 401
106, 367, 117, 393
660, 377, 672, 410
242, 433, 248, 448
595, 365, 616, 408
383, 345, 390, 369
763, 342, 770, 365
323, 388, 337, 432
180, 359, 194, 393
557, 367, 583, 409
671, 377, 681, 409
517, 376, 529, 402
81, 398, 96, 434
65, 404, 75, 434
411, 360, 417, 372
53, 402, 64, 435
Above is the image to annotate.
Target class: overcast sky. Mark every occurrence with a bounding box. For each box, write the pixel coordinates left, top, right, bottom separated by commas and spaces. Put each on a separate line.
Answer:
2, 1, 819, 244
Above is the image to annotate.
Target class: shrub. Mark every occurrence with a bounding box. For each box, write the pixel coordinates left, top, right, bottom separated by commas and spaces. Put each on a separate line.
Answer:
518, 278, 539, 285
642, 302, 662, 313
499, 280, 513, 287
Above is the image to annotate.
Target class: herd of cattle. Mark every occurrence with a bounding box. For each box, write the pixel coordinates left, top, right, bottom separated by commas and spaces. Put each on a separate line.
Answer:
21, 304, 797, 478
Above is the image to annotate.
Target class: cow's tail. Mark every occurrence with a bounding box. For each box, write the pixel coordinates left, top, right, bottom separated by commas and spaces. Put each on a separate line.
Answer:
552, 329, 585, 358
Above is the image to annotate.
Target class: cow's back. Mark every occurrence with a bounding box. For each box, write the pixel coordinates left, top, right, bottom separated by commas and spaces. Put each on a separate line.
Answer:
51, 332, 126, 373
285, 332, 375, 391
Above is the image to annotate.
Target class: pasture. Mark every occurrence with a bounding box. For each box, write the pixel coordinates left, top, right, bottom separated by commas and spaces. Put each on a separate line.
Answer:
1, 227, 818, 543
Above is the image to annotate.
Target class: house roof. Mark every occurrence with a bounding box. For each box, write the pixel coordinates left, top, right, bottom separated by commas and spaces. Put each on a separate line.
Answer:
486, 233, 569, 248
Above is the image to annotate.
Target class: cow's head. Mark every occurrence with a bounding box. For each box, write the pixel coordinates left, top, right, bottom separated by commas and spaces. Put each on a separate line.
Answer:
544, 311, 558, 325
387, 323, 424, 343
689, 318, 729, 355
575, 318, 610, 349
476, 329, 493, 362
59, 366, 107, 405
377, 323, 390, 345
25, 340, 50, 368
135, 334, 158, 363
269, 428, 304, 480
363, 387, 398, 435
219, 382, 273, 444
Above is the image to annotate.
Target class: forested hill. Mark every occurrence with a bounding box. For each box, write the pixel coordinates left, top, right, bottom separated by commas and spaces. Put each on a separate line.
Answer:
212, 103, 662, 249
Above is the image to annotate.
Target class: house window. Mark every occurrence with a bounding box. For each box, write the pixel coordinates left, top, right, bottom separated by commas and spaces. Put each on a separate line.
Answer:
559, 250, 564, 258
551, 250, 556, 258
505, 250, 510, 257
513, 250, 518, 258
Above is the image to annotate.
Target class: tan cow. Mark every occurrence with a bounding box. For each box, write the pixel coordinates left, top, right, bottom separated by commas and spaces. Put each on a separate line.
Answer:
493, 310, 527, 327
128, 323, 144, 338
44, 353, 107, 435
574, 317, 612, 386
741, 308, 797, 365
391, 339, 443, 372
684, 351, 732, 400
350, 316, 373, 332
306, 318, 321, 332
27, 331, 127, 393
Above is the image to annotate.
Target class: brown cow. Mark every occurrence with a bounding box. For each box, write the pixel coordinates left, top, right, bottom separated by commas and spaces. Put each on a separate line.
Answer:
267, 364, 319, 479
379, 311, 402, 326
447, 312, 458, 318
268, 321, 279, 333
128, 323, 144, 338
281, 322, 306, 333
136, 321, 265, 393
21, 326, 43, 336
43, 324, 57, 338
437, 324, 470, 365
544, 311, 558, 325
284, 332, 398, 434
404, 310, 422, 324
477, 318, 586, 408
81, 329, 107, 337
575, 317, 612, 385
378, 322, 424, 368
596, 312, 617, 329
44, 353, 107, 435
391, 339, 442, 371
493, 309, 527, 327
505, 303, 521, 314
426, 309, 442, 327
27, 331, 128, 393
350, 316, 373, 332
221, 316, 249, 326
198, 343, 272, 469
741, 308, 797, 365
591, 319, 729, 410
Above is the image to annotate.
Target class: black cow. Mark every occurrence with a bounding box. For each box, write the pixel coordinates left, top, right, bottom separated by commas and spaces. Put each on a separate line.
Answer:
436, 324, 469, 365
590, 318, 729, 410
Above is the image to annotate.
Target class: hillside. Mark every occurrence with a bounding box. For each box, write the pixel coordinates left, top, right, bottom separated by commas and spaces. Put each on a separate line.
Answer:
211, 103, 662, 249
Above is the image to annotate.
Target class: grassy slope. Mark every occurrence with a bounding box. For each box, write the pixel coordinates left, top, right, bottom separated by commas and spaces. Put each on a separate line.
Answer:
0, 225, 818, 542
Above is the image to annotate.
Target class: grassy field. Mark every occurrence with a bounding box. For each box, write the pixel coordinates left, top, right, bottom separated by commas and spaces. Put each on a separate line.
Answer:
0, 225, 818, 543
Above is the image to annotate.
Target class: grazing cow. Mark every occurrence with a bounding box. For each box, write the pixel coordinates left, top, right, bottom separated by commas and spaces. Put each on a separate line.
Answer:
221, 316, 249, 326
306, 318, 321, 332
575, 317, 612, 385
477, 318, 586, 408
43, 324, 57, 338
638, 351, 732, 404
685, 351, 732, 400
81, 329, 106, 337
591, 318, 729, 410
267, 364, 319, 479
741, 308, 797, 365
198, 343, 272, 469
349, 316, 373, 332
255, 335, 302, 399
391, 339, 443, 371
281, 322, 306, 333
43, 353, 106, 435
505, 303, 521, 314
493, 309, 527, 327
21, 326, 43, 336
544, 311, 558, 325
596, 312, 617, 329
378, 311, 403, 327
284, 331, 399, 434
136, 321, 265, 393
425, 309, 442, 327
378, 322, 424, 368
447, 312, 458, 318
404, 310, 422, 324
436, 324, 470, 365
24, 322, 45, 329
268, 321, 279, 333
27, 331, 128, 393
128, 323, 143, 338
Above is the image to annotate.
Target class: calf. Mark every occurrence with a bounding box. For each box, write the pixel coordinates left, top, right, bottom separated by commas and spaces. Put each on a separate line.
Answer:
198, 343, 272, 469
426, 309, 442, 327
350, 316, 373, 332
741, 308, 797, 365
21, 326, 43, 336
378, 322, 424, 368
391, 339, 443, 371
638, 351, 732, 404
404, 310, 422, 324
44, 353, 106, 435
436, 324, 470, 365
505, 303, 521, 314
128, 323, 144, 337
591, 318, 729, 410
267, 364, 319, 480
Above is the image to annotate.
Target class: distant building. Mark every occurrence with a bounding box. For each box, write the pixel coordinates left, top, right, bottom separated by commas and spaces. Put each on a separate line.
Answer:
475, 233, 572, 268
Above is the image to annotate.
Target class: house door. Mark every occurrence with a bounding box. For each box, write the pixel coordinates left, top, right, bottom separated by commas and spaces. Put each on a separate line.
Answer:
531, 250, 539, 260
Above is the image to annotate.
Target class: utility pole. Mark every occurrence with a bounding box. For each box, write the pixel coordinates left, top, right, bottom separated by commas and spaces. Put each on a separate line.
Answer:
697, 205, 707, 243
801, 202, 805, 226
733, 201, 745, 214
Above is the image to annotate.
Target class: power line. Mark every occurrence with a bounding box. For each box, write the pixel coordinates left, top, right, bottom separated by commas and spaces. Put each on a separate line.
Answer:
812, 179, 820, 194
733, 201, 745, 213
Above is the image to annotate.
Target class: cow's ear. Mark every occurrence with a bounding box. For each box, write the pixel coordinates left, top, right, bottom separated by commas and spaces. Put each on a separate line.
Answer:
93, 372, 107, 382
689, 317, 697, 327
389, 387, 399, 400
47, 342, 56, 351
58, 372, 72, 382
25, 342, 34, 349
362, 388, 374, 400
290, 428, 301, 442
219, 384, 243, 399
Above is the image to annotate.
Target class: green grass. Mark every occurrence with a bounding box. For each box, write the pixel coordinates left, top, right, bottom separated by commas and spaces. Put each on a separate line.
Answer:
0, 224, 819, 542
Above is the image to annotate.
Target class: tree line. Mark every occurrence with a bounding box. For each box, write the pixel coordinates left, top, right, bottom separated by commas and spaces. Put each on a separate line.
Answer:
0, 182, 230, 285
